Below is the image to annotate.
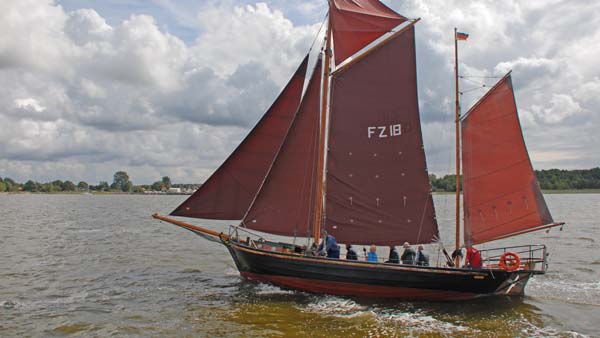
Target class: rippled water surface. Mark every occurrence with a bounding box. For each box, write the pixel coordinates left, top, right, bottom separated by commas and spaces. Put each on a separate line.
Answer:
1, 194, 599, 337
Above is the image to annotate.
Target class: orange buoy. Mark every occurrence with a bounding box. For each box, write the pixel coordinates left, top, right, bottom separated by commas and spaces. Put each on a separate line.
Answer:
499, 252, 521, 272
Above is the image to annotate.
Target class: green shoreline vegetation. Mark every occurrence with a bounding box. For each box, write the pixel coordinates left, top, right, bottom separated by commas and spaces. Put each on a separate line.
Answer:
429, 167, 600, 192
1, 168, 599, 194
0, 171, 199, 194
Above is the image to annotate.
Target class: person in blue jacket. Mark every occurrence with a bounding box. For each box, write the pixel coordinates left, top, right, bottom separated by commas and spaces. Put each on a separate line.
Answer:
317, 230, 340, 258
367, 244, 378, 262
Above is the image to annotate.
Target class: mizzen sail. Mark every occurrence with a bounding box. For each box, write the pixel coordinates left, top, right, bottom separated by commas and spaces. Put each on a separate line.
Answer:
242, 59, 323, 237
171, 56, 309, 219
329, 0, 407, 66
461, 73, 555, 245
325, 27, 439, 246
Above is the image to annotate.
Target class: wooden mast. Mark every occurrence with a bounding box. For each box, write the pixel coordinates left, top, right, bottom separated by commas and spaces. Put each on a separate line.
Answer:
454, 28, 461, 267
313, 19, 332, 244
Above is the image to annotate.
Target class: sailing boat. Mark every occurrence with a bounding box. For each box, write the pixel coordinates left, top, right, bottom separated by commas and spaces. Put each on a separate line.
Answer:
153, 0, 564, 300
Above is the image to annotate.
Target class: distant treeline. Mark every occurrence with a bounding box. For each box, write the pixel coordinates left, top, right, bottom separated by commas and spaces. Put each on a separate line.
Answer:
2, 168, 599, 193
429, 167, 600, 192
0, 171, 198, 193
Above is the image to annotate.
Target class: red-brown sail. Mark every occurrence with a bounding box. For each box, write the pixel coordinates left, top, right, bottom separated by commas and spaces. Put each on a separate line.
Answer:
325, 27, 439, 246
170, 56, 309, 219
242, 59, 322, 237
329, 0, 406, 66
461, 74, 555, 245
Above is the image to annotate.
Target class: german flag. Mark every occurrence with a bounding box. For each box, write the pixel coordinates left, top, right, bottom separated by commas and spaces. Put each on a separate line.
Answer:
456, 32, 469, 40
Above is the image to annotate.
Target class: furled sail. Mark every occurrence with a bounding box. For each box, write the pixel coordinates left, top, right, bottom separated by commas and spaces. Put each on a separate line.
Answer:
242, 59, 323, 237
325, 27, 439, 246
170, 56, 309, 219
329, 0, 407, 66
461, 73, 555, 245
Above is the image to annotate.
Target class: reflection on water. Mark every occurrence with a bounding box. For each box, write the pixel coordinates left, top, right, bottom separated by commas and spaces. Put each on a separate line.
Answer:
0, 194, 598, 337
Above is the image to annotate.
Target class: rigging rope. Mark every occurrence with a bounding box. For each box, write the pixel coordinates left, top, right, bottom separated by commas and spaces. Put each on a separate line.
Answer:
460, 86, 487, 95
460, 76, 488, 86
308, 13, 329, 53
460, 75, 504, 79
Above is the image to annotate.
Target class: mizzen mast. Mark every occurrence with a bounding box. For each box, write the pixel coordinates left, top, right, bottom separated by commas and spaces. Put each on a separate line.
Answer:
453, 28, 468, 266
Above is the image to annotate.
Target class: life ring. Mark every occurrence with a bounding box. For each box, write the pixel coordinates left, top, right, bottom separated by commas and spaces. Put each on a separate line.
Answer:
499, 252, 521, 272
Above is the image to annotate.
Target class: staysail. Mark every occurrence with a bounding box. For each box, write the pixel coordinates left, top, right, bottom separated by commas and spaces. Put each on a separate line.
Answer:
325, 26, 439, 246
242, 59, 323, 237
461, 73, 556, 245
329, 0, 407, 66
170, 56, 309, 219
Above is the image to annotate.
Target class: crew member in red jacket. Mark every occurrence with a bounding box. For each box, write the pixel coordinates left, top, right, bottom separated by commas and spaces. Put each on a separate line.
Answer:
464, 246, 482, 269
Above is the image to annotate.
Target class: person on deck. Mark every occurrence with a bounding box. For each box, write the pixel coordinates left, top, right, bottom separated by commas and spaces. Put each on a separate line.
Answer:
401, 242, 417, 264
416, 245, 429, 266
464, 246, 482, 269
367, 245, 378, 262
386, 246, 400, 263
346, 244, 358, 260
317, 230, 340, 258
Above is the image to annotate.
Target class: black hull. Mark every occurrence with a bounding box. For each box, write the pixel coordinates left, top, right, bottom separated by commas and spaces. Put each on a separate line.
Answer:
227, 242, 538, 300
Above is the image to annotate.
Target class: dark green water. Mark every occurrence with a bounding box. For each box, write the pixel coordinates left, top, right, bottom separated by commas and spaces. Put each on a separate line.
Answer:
1, 194, 598, 337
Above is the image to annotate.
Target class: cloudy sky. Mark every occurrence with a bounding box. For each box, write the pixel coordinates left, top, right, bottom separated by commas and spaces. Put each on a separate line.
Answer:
1, 0, 598, 185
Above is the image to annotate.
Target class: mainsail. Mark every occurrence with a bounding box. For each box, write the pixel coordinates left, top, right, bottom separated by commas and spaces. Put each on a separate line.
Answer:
242, 59, 323, 237
325, 25, 439, 246
461, 73, 555, 245
329, 0, 407, 66
171, 56, 309, 219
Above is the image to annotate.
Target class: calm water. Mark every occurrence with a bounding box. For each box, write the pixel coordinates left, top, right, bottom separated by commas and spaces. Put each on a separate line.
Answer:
1, 194, 599, 337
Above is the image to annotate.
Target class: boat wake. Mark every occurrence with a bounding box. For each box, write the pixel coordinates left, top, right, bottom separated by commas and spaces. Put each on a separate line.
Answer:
301, 296, 369, 317
254, 283, 297, 296
376, 310, 473, 335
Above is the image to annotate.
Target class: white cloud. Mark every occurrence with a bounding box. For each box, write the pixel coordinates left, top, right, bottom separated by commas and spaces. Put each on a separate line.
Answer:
15, 98, 46, 113
530, 94, 582, 124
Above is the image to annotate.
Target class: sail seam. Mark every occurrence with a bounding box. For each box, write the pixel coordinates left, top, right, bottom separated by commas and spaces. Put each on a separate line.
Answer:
466, 158, 529, 182
470, 211, 540, 236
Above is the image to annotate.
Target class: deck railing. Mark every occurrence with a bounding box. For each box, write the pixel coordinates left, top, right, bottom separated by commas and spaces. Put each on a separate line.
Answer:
227, 225, 548, 271
478, 244, 548, 272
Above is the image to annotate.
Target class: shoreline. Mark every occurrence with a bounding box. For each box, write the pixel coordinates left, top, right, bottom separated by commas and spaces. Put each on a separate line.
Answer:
0, 191, 192, 195
433, 189, 600, 195
2, 190, 600, 195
